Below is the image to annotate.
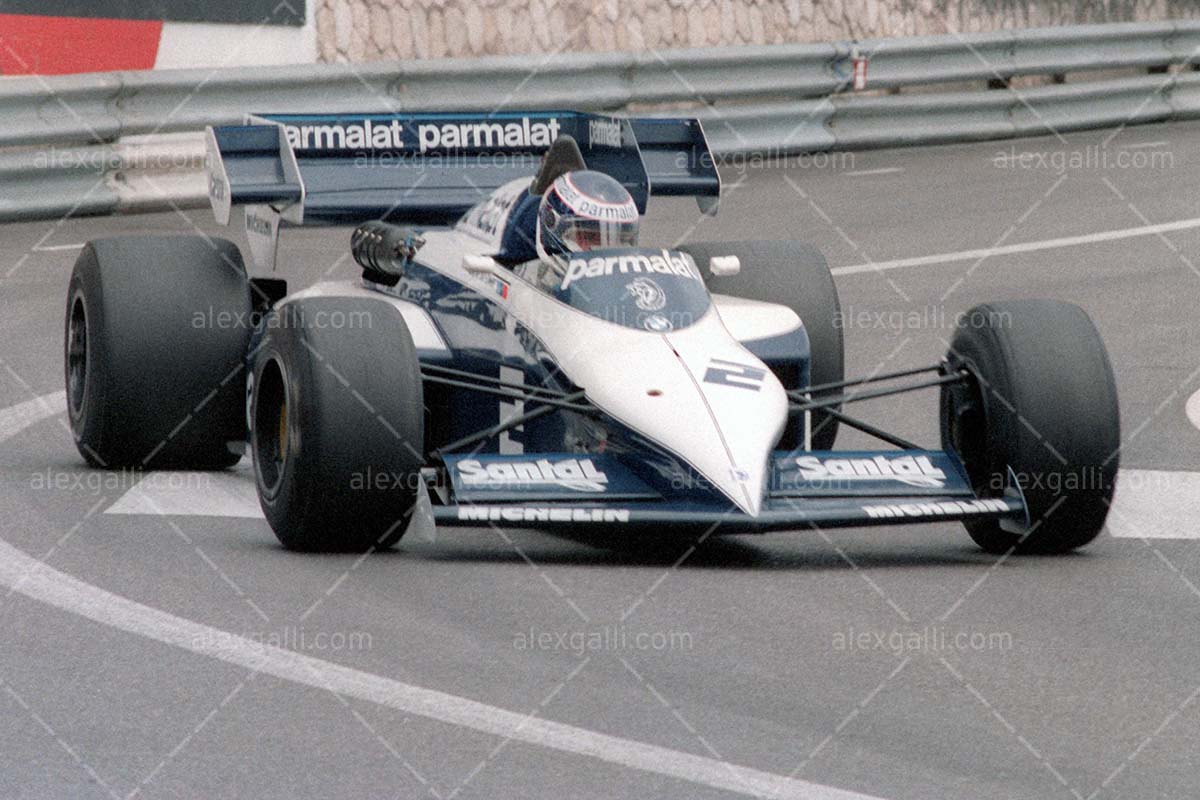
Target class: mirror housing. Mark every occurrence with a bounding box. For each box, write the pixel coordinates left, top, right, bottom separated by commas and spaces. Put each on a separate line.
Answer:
462, 254, 501, 276
709, 255, 741, 277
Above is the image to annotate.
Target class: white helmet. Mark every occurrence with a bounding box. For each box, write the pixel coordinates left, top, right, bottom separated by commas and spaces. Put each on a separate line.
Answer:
536, 170, 640, 265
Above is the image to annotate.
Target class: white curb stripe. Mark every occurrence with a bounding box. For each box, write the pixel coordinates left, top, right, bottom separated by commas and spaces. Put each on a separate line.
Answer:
105, 459, 262, 518
1185, 388, 1200, 433
1107, 469, 1200, 540
0, 391, 67, 443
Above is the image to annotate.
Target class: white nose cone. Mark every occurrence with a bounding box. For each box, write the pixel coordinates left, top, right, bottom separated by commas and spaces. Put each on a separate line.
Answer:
504, 272, 788, 516
542, 307, 786, 516
663, 312, 788, 515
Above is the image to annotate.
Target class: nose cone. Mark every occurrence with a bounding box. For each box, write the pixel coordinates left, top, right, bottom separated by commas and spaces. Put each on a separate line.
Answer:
664, 313, 788, 515
557, 309, 787, 516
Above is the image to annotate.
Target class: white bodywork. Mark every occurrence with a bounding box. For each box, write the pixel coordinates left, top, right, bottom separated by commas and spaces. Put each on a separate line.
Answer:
430, 230, 797, 516
280, 282, 451, 355
283, 201, 800, 516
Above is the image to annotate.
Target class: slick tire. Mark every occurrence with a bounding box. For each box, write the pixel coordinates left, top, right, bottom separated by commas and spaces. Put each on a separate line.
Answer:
940, 300, 1120, 554
251, 297, 425, 552
681, 240, 843, 450
65, 236, 251, 469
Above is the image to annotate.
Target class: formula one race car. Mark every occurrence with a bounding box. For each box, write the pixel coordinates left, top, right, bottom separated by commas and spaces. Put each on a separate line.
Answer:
64, 110, 1120, 554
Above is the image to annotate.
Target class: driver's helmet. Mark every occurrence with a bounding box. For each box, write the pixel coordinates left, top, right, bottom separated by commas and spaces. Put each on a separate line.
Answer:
536, 170, 639, 266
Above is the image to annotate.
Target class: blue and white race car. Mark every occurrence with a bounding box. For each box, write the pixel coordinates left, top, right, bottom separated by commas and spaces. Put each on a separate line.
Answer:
64, 110, 1120, 554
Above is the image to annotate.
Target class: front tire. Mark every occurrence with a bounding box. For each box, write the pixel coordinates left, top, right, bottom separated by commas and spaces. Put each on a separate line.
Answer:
941, 300, 1119, 554
680, 239, 844, 450
251, 297, 425, 551
65, 236, 251, 469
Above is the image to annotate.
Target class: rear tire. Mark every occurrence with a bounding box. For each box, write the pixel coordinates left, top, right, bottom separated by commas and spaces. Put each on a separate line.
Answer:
941, 300, 1119, 554
251, 297, 425, 551
680, 239, 843, 450
65, 236, 251, 469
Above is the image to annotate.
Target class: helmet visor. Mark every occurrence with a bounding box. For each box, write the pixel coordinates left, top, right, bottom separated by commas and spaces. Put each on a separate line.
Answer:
559, 219, 638, 252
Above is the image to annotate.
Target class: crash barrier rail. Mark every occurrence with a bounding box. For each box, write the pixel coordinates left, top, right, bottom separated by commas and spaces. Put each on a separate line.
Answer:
3, 20, 1200, 221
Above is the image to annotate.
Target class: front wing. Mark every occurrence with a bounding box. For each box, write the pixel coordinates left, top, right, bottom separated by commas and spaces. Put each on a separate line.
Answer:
432, 496, 1027, 534
430, 450, 1028, 534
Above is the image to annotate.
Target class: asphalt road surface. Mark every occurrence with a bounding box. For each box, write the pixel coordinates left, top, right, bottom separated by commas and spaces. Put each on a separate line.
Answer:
2, 121, 1200, 800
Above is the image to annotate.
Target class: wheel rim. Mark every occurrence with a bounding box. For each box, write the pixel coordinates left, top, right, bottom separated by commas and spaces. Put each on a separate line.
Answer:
944, 365, 991, 496
278, 397, 288, 463
253, 358, 288, 497
67, 296, 87, 418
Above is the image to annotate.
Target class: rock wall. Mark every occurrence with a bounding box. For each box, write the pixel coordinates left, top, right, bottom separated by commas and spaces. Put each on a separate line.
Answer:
315, 0, 1200, 62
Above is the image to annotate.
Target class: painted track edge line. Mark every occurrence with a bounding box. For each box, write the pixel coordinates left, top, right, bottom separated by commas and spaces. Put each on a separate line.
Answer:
0, 537, 886, 800
1185, 388, 1200, 433
0, 391, 67, 442
831, 217, 1200, 276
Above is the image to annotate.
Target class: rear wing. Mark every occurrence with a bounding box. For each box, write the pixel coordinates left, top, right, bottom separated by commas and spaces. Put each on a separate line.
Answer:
204, 111, 720, 269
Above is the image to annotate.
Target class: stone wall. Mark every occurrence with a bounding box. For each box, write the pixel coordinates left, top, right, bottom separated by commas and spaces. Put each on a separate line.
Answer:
315, 0, 1200, 62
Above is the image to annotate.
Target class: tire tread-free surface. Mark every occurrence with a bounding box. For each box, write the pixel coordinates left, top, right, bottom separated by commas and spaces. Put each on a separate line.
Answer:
252, 296, 425, 551
941, 299, 1120, 553
64, 235, 250, 469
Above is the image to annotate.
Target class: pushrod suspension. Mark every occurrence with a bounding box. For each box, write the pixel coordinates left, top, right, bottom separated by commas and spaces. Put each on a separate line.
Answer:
420, 373, 595, 414
420, 363, 574, 401
799, 363, 946, 397
820, 407, 922, 450
432, 389, 591, 457
790, 370, 968, 414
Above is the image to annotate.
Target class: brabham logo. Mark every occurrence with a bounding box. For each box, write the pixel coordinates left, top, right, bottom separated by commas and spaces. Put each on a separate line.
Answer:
861, 498, 1011, 519
283, 116, 563, 152
795, 455, 947, 488
626, 277, 666, 311
457, 506, 631, 523
562, 250, 702, 290
457, 458, 608, 492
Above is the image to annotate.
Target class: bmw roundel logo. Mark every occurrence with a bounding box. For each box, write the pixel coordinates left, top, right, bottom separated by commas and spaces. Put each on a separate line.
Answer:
642, 314, 673, 332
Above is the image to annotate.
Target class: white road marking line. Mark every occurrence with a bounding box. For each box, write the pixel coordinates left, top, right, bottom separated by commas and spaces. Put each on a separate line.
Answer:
1107, 469, 1200, 540
0, 537, 884, 800
110, 464, 1200, 542
106, 459, 262, 518
1119, 141, 1168, 149
0, 391, 67, 443
830, 216, 1200, 276
103, 462, 439, 541
31, 243, 85, 252
842, 167, 904, 177
1185, 388, 1200, 433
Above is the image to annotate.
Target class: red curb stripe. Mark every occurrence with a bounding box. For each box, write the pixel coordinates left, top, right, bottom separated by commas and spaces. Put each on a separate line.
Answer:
0, 13, 162, 75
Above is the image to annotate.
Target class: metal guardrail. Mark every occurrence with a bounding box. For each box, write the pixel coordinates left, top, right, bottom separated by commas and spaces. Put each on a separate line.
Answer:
3, 21, 1200, 221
